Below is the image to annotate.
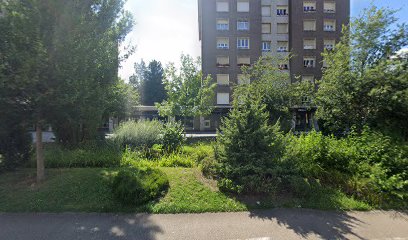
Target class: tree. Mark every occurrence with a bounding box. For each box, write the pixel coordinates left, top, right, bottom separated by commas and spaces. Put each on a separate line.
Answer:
235, 56, 315, 131
156, 55, 216, 119
143, 60, 166, 105
316, 5, 408, 137
216, 88, 285, 193
0, 0, 134, 181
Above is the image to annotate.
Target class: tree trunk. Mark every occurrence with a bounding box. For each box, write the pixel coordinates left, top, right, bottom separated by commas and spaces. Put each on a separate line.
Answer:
36, 122, 45, 183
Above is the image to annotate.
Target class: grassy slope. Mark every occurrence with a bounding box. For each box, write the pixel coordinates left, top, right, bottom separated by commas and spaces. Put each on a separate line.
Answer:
0, 168, 246, 213
0, 168, 370, 213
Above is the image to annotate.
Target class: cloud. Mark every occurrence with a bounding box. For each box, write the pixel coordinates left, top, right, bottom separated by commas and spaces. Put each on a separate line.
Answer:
119, 0, 200, 80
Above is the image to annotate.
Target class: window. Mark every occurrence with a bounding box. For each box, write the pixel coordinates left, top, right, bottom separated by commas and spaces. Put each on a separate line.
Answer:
277, 41, 288, 52
304, 38, 316, 49
302, 75, 315, 83
303, 20, 316, 31
216, 19, 229, 31
217, 74, 229, 85
217, 93, 230, 105
304, 1, 316, 12
324, 39, 335, 50
303, 57, 316, 68
216, 37, 229, 49
204, 119, 211, 128
324, 1, 336, 13
278, 64, 289, 70
237, 0, 249, 12
324, 19, 336, 31
216, 56, 230, 67
262, 6, 271, 16
216, 1, 229, 12
262, 23, 271, 34
262, 41, 271, 52
277, 6, 288, 16
237, 19, 249, 30
237, 74, 249, 85
277, 23, 288, 34
237, 56, 250, 66
237, 38, 250, 49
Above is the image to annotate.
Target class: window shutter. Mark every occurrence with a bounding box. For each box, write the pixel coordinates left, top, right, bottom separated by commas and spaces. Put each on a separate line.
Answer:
237, 56, 250, 65
262, 6, 271, 16
217, 74, 229, 85
237, 0, 249, 12
216, 2, 229, 12
277, 23, 288, 34
217, 93, 230, 104
304, 20, 316, 31
262, 24, 271, 33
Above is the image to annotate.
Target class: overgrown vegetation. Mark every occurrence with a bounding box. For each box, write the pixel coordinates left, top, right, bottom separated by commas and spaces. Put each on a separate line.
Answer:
113, 120, 162, 150
112, 167, 169, 205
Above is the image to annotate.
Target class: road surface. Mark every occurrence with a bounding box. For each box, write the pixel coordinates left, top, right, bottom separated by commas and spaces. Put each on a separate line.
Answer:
1, 209, 407, 240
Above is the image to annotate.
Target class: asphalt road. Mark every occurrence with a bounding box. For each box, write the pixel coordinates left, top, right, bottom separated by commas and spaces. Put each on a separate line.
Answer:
1, 209, 407, 240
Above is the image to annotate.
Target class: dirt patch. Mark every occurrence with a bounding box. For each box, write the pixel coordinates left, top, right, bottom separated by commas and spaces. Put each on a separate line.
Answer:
194, 169, 219, 192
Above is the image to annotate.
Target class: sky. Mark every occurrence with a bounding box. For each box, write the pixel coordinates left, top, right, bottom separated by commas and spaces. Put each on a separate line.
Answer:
119, 0, 408, 80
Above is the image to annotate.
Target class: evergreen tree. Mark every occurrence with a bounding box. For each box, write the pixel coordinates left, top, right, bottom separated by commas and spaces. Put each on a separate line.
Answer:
139, 60, 166, 105
216, 89, 285, 193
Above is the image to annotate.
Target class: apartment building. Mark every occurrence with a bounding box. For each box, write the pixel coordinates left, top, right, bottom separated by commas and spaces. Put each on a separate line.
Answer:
198, 0, 350, 131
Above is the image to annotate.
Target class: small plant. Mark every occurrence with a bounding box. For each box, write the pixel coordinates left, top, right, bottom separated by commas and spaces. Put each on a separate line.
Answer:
158, 153, 194, 168
113, 120, 162, 150
161, 121, 185, 153
112, 167, 169, 205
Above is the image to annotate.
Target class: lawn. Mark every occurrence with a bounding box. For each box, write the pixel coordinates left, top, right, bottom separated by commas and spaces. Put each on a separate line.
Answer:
0, 168, 247, 213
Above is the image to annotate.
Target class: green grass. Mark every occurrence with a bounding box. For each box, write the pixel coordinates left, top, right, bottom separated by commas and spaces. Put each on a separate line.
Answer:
0, 168, 246, 213
0, 167, 372, 213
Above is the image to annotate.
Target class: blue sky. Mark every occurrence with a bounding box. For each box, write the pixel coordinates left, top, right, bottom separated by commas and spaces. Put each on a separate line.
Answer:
119, 0, 408, 80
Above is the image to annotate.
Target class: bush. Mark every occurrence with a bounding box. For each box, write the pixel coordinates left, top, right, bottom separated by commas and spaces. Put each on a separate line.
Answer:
112, 167, 169, 205
182, 143, 214, 164
113, 120, 162, 150
161, 121, 185, 153
32, 141, 121, 168
0, 126, 32, 170
158, 153, 195, 168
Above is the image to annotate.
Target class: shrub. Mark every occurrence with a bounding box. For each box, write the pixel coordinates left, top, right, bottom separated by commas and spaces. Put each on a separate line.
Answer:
31, 141, 121, 168
113, 120, 162, 150
161, 121, 185, 153
182, 143, 214, 164
112, 167, 169, 205
0, 126, 32, 170
158, 153, 195, 168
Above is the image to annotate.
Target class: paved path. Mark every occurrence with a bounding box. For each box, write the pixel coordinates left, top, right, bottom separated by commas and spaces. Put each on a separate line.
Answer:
1, 209, 408, 240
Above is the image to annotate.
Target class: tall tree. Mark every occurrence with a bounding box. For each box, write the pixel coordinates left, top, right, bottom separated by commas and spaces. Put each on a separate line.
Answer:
141, 60, 166, 105
0, 0, 134, 181
156, 55, 216, 119
316, 5, 408, 137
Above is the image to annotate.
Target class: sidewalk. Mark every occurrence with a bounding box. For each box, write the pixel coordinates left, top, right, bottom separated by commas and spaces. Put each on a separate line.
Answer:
1, 209, 407, 240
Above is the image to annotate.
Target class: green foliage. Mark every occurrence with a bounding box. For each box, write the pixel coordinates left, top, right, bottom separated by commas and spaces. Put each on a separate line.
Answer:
131, 60, 166, 105
317, 5, 408, 138
0, 0, 134, 146
112, 167, 169, 205
0, 127, 32, 170
113, 120, 162, 150
216, 89, 287, 193
31, 142, 121, 168
156, 54, 216, 118
161, 121, 186, 153
158, 154, 195, 168
282, 128, 408, 205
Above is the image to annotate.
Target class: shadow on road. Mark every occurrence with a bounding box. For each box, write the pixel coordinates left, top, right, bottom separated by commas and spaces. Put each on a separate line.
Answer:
0, 213, 163, 240
248, 208, 366, 240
